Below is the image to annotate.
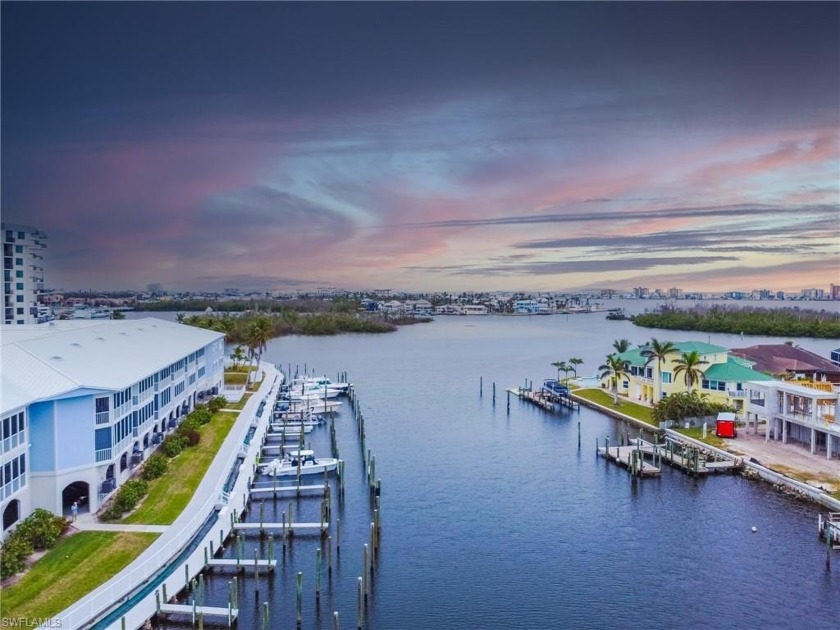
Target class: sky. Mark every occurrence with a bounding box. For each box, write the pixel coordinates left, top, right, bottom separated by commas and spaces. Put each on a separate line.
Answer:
2, 2, 838, 294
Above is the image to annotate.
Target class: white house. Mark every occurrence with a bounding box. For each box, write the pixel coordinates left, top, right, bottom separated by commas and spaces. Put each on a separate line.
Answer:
0, 318, 225, 538
745, 380, 840, 460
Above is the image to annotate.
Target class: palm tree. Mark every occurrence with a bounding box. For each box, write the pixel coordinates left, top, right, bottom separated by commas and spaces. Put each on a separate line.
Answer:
672, 351, 708, 392
598, 354, 630, 406
176, 312, 186, 324
231, 345, 246, 370
641, 338, 677, 402
246, 316, 274, 367
568, 357, 584, 379
551, 361, 568, 382
612, 338, 631, 354
215, 317, 236, 343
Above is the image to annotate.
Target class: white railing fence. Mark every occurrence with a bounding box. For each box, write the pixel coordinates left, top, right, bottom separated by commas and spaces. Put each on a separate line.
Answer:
49, 364, 279, 630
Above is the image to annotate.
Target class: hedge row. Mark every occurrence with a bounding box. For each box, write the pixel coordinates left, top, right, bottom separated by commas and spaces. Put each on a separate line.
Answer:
1, 509, 68, 579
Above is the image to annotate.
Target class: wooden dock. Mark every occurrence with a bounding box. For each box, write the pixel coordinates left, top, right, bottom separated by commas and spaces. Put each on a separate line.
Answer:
597, 443, 661, 476
249, 483, 326, 495
206, 558, 277, 571
819, 512, 840, 548
597, 437, 741, 477
233, 521, 327, 534
158, 603, 238, 623
508, 385, 580, 413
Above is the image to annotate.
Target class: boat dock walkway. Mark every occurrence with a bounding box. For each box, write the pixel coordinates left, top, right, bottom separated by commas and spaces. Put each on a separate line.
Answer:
249, 483, 326, 496
233, 521, 327, 534
158, 603, 237, 624
819, 512, 840, 549
508, 381, 580, 413
597, 437, 742, 477
205, 558, 277, 571
597, 442, 661, 476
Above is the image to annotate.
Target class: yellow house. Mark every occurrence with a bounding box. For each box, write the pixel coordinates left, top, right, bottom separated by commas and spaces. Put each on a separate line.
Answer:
608, 341, 774, 416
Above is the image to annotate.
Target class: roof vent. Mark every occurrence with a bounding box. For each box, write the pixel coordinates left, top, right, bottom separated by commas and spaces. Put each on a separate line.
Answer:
120, 332, 128, 336
96, 337, 105, 341
50, 355, 63, 361
71, 342, 81, 347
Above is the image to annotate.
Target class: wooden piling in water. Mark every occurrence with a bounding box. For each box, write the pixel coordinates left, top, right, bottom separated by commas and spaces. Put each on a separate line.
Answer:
316, 547, 322, 601
296, 571, 303, 628
356, 577, 363, 629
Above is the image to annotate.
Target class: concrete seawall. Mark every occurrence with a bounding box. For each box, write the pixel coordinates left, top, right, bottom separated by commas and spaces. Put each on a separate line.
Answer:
571, 390, 840, 511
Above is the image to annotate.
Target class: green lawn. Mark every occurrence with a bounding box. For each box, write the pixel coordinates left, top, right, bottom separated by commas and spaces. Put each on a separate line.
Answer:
123, 411, 237, 524
0, 531, 158, 620
572, 388, 657, 426
673, 426, 725, 448
225, 393, 252, 410
224, 372, 248, 385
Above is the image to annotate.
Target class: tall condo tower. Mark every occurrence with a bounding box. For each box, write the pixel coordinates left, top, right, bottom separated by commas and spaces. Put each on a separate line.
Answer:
2, 223, 48, 324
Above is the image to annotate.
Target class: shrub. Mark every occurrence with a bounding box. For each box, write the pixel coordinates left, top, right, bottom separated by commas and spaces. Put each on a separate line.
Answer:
179, 427, 201, 447
0, 508, 68, 578
178, 415, 202, 433
142, 453, 169, 480
102, 479, 148, 520
207, 396, 228, 413
0, 533, 33, 579
189, 406, 213, 426
161, 434, 188, 457
13, 508, 67, 550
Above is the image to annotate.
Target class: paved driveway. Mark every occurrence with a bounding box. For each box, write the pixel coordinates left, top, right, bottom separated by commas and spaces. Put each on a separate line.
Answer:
721, 429, 840, 490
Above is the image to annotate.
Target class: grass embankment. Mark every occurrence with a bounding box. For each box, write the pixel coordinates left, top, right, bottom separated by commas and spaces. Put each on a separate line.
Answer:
572, 389, 656, 426
123, 411, 238, 525
225, 393, 252, 410
0, 532, 158, 620
224, 372, 248, 385
672, 426, 725, 448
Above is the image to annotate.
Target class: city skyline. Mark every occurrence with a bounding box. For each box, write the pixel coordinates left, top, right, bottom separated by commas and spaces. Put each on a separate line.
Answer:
2, 3, 838, 293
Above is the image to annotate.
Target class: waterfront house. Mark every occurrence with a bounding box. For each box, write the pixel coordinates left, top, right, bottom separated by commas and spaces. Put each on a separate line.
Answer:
608, 341, 773, 417
0, 318, 224, 539
745, 380, 840, 460
730, 344, 840, 384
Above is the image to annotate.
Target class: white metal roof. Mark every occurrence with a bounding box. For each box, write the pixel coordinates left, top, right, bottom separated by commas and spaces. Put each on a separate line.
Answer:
0, 318, 224, 415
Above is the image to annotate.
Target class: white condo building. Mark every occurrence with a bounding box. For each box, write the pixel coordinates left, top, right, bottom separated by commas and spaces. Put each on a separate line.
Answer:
2, 223, 48, 325
0, 318, 225, 539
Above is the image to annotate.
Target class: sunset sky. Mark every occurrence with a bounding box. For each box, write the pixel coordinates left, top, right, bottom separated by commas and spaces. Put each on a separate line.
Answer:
2, 2, 838, 294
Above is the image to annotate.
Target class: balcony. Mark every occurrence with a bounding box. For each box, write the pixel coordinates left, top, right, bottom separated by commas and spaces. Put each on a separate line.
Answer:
95, 447, 113, 463
727, 390, 747, 399
95, 411, 110, 425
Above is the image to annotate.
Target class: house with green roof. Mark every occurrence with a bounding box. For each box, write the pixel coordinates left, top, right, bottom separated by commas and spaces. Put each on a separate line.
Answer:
607, 340, 773, 417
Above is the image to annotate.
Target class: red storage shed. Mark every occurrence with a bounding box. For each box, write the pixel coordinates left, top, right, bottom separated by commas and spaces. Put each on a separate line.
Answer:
715, 412, 737, 438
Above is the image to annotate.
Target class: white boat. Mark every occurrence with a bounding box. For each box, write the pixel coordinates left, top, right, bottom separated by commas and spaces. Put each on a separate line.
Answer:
296, 376, 351, 393
258, 450, 338, 477
276, 400, 342, 415
285, 385, 343, 401
268, 423, 315, 434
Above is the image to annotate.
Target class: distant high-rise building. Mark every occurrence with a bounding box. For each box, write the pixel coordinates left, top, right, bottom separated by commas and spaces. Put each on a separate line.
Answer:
633, 287, 649, 298
2, 223, 48, 324
830, 284, 840, 300
147, 283, 164, 295
667, 287, 682, 298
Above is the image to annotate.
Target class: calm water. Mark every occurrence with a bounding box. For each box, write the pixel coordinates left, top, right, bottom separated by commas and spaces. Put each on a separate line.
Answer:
145, 312, 839, 629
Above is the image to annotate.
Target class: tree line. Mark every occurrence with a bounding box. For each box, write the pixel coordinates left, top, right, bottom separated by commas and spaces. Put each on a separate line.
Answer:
632, 305, 840, 338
